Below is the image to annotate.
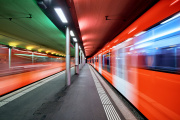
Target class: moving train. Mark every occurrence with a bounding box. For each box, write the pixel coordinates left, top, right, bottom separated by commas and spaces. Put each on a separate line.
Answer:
88, 1, 180, 119
0, 46, 75, 96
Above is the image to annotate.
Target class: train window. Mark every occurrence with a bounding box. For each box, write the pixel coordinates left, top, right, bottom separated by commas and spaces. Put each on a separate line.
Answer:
106, 53, 111, 73
177, 47, 180, 72
101, 55, 103, 65
102, 53, 111, 72
0, 47, 8, 71
155, 47, 177, 72
146, 55, 155, 68
102, 54, 105, 69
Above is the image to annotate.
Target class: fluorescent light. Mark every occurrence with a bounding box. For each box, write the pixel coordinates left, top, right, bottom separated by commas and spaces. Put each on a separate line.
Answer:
128, 27, 137, 34
54, 8, 68, 23
134, 31, 146, 37
73, 38, 77, 42
125, 38, 133, 42
114, 40, 118, 43
161, 12, 180, 24
70, 31, 75, 36
170, 0, 179, 6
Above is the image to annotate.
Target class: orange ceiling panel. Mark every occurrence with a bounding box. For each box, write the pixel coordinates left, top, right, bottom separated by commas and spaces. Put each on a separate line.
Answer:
73, 0, 158, 57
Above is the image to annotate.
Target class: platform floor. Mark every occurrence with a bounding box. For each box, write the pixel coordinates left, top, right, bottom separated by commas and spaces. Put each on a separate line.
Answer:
0, 64, 137, 120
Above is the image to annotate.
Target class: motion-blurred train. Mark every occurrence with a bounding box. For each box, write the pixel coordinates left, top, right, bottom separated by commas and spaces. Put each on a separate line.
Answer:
88, 1, 180, 119
0, 46, 75, 96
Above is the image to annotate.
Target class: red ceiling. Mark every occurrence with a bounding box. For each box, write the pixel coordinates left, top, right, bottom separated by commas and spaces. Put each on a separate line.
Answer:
73, 0, 158, 57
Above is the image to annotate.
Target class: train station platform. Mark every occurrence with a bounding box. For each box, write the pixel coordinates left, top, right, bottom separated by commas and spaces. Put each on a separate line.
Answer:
0, 64, 137, 120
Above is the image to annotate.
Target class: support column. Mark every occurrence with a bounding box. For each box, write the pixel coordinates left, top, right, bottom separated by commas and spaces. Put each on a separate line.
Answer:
82, 53, 84, 65
9, 47, 11, 69
82, 53, 85, 66
75, 42, 79, 74
66, 26, 71, 86
80, 50, 82, 64
82, 52, 84, 65
79, 49, 82, 69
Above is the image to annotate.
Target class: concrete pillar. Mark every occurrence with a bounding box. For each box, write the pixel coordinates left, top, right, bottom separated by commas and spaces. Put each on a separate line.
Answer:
9, 47, 11, 69
82, 52, 84, 65
82, 53, 84, 65
79, 49, 81, 69
75, 42, 79, 74
80, 50, 82, 64
66, 26, 71, 86
82, 53, 85, 66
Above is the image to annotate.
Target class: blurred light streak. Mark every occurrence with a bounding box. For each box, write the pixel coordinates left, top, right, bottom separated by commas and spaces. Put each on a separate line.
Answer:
135, 27, 180, 45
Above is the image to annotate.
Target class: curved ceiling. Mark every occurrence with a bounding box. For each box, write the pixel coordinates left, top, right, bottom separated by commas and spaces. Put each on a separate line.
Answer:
0, 0, 159, 58
72, 0, 158, 57
0, 0, 75, 56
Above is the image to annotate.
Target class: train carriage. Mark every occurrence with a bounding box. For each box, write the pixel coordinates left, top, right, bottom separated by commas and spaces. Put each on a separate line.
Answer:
88, 1, 180, 119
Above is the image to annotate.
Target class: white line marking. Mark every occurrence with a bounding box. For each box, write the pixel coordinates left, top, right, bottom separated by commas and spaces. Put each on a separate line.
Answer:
89, 65, 137, 120
89, 65, 121, 120
0, 101, 8, 107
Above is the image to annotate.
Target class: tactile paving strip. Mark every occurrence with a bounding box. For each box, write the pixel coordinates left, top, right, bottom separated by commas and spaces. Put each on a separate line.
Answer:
89, 65, 121, 120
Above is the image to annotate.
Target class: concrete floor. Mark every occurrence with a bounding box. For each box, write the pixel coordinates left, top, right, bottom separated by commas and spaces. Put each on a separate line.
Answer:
0, 65, 129, 120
